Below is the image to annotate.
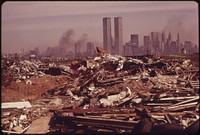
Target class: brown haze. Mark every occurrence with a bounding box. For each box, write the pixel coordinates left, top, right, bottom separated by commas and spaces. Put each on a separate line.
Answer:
163, 15, 198, 43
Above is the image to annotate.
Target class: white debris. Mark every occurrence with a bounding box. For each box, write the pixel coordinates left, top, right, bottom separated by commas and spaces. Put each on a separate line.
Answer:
26, 80, 32, 85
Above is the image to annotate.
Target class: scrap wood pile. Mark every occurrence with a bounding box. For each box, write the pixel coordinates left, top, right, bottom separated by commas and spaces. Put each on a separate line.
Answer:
1, 47, 199, 134
1, 99, 57, 134
43, 47, 199, 134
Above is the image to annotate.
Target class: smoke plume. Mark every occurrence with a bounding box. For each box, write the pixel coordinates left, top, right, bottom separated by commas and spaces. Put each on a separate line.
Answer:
43, 29, 88, 57
75, 33, 88, 51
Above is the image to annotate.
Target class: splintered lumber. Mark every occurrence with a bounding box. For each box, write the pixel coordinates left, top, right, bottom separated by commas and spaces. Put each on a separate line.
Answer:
146, 103, 173, 106
59, 107, 136, 116
2, 126, 30, 134
171, 96, 199, 106
178, 87, 195, 91
184, 69, 199, 73
102, 113, 137, 117
55, 115, 139, 130
165, 102, 198, 111
160, 96, 199, 101
148, 112, 187, 116
189, 81, 199, 89
81, 69, 104, 88
164, 114, 172, 124
74, 116, 139, 130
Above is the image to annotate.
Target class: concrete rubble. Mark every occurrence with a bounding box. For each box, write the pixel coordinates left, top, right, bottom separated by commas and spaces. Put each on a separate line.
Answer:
1, 47, 199, 134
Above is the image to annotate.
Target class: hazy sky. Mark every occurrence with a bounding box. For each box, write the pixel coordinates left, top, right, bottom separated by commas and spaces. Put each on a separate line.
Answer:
2, 1, 198, 54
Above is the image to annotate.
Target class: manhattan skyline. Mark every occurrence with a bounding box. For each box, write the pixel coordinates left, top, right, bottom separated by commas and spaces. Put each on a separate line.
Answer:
2, 1, 198, 54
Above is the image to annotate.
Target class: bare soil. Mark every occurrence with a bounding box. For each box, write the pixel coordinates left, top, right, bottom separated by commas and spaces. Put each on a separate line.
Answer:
1, 75, 70, 103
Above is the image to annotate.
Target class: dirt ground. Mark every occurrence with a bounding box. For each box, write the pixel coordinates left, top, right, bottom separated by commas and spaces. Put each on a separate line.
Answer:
1, 75, 70, 103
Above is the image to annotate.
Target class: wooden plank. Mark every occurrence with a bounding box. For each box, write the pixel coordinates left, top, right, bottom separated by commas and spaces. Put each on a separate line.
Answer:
2, 101, 32, 109
165, 102, 198, 111
148, 112, 187, 116
76, 116, 139, 124
2, 126, 30, 134
24, 116, 51, 134
102, 113, 137, 117
171, 96, 199, 106
164, 114, 172, 124
160, 96, 199, 101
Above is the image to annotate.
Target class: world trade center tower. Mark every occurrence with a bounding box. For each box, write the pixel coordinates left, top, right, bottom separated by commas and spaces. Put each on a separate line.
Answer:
114, 17, 123, 55
103, 17, 112, 53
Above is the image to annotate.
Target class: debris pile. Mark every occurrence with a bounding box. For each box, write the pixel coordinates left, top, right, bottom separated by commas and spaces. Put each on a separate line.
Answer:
2, 59, 46, 87
1, 101, 32, 133
45, 47, 199, 134
1, 57, 73, 87
1, 97, 65, 134
1, 47, 199, 134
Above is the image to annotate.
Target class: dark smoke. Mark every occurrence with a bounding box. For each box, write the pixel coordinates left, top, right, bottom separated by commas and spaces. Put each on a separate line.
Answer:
76, 34, 87, 45
75, 33, 88, 51
163, 15, 198, 44
43, 29, 88, 57
44, 29, 75, 57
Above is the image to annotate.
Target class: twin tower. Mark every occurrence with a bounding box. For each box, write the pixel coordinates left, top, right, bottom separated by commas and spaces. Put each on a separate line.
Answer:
103, 17, 123, 55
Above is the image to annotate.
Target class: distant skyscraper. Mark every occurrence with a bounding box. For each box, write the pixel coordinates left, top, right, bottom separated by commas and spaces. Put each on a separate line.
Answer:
74, 43, 80, 57
184, 41, 193, 53
194, 44, 198, 53
162, 31, 166, 43
160, 31, 166, 53
103, 17, 112, 53
114, 17, 123, 55
87, 42, 95, 56
124, 42, 133, 56
151, 32, 160, 55
130, 34, 139, 48
177, 33, 180, 41
176, 33, 181, 53
168, 32, 172, 41
164, 32, 172, 54
169, 41, 179, 55
151, 32, 160, 45
144, 36, 151, 55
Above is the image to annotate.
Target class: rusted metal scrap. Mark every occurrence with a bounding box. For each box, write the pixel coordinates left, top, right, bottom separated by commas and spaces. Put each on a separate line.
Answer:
2, 47, 199, 134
